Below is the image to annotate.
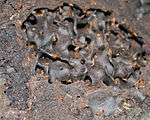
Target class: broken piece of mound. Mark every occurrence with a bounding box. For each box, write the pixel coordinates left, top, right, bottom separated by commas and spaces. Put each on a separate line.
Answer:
22, 2, 146, 86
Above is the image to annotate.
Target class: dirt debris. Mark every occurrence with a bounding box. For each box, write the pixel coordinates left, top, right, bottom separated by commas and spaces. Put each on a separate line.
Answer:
0, 0, 150, 120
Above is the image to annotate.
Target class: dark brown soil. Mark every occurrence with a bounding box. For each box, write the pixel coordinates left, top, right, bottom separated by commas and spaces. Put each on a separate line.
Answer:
0, 0, 150, 120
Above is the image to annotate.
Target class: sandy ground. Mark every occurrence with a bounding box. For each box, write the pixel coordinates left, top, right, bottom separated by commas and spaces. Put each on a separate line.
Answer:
0, 0, 150, 120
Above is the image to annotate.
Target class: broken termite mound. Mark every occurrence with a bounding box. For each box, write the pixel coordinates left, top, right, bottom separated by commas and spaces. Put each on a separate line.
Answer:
22, 2, 146, 87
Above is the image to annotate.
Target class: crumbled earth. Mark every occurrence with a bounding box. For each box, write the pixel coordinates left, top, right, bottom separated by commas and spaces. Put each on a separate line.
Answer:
0, 0, 150, 120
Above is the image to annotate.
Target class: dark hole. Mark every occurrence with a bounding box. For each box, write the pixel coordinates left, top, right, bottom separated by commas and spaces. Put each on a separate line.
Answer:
53, 21, 59, 27
35, 64, 45, 72
86, 8, 112, 16
48, 78, 52, 84
35, 9, 43, 15
77, 95, 80, 98
11, 24, 15, 26
77, 22, 88, 29
104, 10, 112, 16
142, 51, 146, 57
112, 54, 117, 58
102, 77, 113, 86
60, 67, 64, 70
128, 35, 144, 46
142, 51, 147, 60
60, 59, 71, 67
115, 21, 118, 24
63, 2, 70, 6
34, 8, 49, 13
110, 30, 118, 36
135, 36, 144, 46
80, 59, 85, 64
105, 20, 112, 26
61, 80, 72, 85
64, 17, 74, 23
98, 45, 106, 51
68, 44, 76, 51
27, 14, 37, 25
85, 37, 91, 44
118, 24, 129, 34
133, 65, 140, 71
137, 53, 142, 58
84, 75, 92, 83
39, 52, 53, 60
72, 4, 84, 16
4, 91, 6, 94
21, 22, 26, 30
120, 79, 128, 84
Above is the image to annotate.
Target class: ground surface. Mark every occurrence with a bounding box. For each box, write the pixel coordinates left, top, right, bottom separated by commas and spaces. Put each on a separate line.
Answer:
0, 0, 150, 120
